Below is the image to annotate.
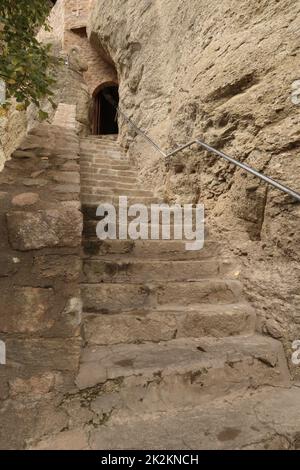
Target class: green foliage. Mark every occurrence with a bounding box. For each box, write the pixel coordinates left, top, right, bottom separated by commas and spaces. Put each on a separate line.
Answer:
0, 0, 59, 115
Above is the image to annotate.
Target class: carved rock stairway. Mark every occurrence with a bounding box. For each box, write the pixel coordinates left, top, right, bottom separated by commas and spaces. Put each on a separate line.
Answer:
71, 135, 300, 450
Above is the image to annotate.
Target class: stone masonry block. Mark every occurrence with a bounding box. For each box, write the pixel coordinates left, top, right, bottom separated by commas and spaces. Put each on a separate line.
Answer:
0, 287, 54, 333
6, 208, 83, 250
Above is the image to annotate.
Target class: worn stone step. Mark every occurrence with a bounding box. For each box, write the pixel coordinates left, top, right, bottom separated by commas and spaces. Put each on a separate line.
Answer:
80, 154, 125, 162
82, 204, 202, 220
82, 258, 232, 283
81, 162, 132, 171
81, 187, 154, 197
80, 140, 120, 146
92, 168, 137, 177
82, 220, 205, 239
81, 179, 137, 189
82, 239, 218, 260
80, 142, 120, 150
80, 144, 123, 151
83, 134, 118, 141
82, 303, 256, 346
80, 175, 137, 185
80, 139, 119, 147
74, 387, 300, 450
82, 134, 118, 140
80, 169, 136, 178
80, 146, 123, 152
82, 223, 202, 239
81, 182, 138, 193
81, 155, 123, 161
80, 150, 122, 156
75, 335, 289, 419
81, 156, 130, 163
81, 195, 162, 205
80, 154, 126, 160
80, 154, 125, 161
80, 173, 136, 182
81, 279, 244, 312
29, 387, 300, 450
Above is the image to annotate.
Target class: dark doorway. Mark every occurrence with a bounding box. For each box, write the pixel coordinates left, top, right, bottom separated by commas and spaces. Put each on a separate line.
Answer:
93, 85, 119, 135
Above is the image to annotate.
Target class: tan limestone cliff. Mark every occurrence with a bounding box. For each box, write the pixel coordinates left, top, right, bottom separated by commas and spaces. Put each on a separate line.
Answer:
88, 0, 300, 376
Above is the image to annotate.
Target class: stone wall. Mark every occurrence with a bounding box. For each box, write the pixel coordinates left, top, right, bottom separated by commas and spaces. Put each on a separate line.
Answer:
37, 0, 65, 46
1, 0, 92, 170
37, 0, 93, 45
0, 107, 27, 171
65, 30, 117, 95
39, 0, 117, 124
0, 106, 83, 449
88, 0, 300, 377
1, 0, 117, 171
64, 0, 92, 30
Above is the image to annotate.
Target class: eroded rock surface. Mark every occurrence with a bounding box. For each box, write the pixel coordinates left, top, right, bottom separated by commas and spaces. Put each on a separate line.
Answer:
88, 0, 300, 375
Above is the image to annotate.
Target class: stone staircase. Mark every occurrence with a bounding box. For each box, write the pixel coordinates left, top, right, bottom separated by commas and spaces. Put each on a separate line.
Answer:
73, 135, 300, 450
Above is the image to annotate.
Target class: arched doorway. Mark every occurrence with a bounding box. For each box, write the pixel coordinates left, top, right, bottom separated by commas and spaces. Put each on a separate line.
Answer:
92, 84, 119, 135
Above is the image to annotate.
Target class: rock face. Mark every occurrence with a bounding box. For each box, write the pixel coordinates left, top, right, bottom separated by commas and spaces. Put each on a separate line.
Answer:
88, 0, 300, 376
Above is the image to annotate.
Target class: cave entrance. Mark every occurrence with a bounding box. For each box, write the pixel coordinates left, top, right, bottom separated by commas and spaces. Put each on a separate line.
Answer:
92, 85, 119, 135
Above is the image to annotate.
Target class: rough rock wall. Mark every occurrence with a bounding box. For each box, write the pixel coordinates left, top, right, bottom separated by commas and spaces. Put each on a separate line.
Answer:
0, 114, 83, 450
88, 0, 300, 376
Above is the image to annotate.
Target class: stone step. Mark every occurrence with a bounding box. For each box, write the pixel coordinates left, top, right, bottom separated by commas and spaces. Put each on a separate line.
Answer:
80, 175, 137, 185
82, 180, 137, 189
80, 150, 121, 155
82, 219, 205, 238
80, 162, 132, 171
81, 195, 162, 205
73, 387, 300, 450
81, 155, 129, 163
80, 169, 137, 178
75, 335, 289, 419
82, 204, 202, 220
82, 239, 219, 260
80, 153, 123, 160
80, 142, 120, 150
81, 138, 119, 146
80, 153, 125, 160
82, 258, 232, 283
80, 154, 124, 161
81, 181, 138, 192
82, 303, 256, 346
82, 222, 203, 239
80, 144, 123, 151
81, 279, 244, 312
83, 134, 118, 140
80, 187, 153, 197
85, 139, 119, 145
29, 387, 300, 450
80, 155, 125, 162
82, 134, 118, 140
92, 168, 137, 176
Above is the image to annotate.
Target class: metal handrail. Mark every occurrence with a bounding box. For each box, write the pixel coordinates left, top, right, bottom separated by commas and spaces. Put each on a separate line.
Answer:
105, 93, 300, 202
116, 106, 166, 158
